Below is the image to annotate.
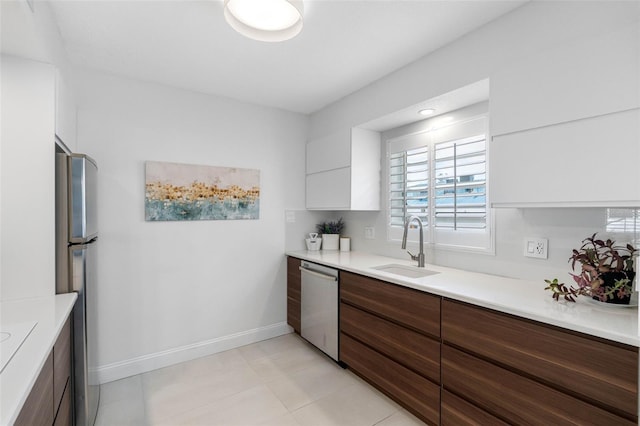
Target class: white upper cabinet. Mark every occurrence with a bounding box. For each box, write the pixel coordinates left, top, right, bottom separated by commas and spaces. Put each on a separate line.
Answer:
489, 20, 640, 207
490, 108, 640, 207
306, 127, 381, 210
491, 22, 639, 137
55, 69, 77, 151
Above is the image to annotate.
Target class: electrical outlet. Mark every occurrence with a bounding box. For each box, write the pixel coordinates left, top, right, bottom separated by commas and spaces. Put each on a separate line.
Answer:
364, 226, 375, 239
524, 238, 548, 259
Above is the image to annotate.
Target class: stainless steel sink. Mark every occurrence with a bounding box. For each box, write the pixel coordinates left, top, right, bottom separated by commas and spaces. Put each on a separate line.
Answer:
372, 264, 440, 279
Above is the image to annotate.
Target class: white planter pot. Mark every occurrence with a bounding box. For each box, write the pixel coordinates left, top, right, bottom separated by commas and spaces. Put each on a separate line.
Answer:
322, 234, 340, 250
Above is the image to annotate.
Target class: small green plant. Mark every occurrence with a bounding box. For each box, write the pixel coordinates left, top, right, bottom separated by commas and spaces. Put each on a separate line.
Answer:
316, 218, 345, 235
545, 233, 637, 303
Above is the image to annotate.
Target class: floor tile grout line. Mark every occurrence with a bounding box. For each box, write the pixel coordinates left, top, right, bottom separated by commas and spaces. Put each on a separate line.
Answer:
96, 334, 425, 426
148, 382, 277, 426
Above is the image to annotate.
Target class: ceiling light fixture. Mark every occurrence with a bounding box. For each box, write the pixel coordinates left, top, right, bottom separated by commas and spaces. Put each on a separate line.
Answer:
224, 0, 304, 42
418, 108, 435, 116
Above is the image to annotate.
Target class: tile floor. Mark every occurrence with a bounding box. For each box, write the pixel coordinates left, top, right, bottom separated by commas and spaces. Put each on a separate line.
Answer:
95, 333, 425, 426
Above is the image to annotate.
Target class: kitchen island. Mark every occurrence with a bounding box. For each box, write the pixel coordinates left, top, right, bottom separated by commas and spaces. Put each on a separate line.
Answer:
287, 250, 639, 425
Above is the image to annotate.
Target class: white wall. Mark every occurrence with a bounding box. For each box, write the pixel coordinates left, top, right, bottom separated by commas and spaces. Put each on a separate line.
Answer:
307, 1, 640, 282
74, 70, 308, 382
0, 0, 79, 301
0, 55, 56, 301
309, 1, 639, 138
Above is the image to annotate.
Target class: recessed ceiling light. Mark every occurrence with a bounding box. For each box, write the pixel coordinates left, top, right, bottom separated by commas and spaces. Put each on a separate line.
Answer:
224, 0, 304, 42
418, 108, 435, 116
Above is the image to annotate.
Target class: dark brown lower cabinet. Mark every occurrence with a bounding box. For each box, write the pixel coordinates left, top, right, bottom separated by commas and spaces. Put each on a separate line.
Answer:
341, 303, 439, 382
341, 334, 440, 425
339, 271, 441, 425
290, 262, 640, 425
441, 390, 508, 426
53, 381, 72, 426
286, 256, 301, 334
15, 352, 54, 426
15, 315, 72, 426
53, 317, 71, 425
442, 299, 638, 425
442, 344, 635, 425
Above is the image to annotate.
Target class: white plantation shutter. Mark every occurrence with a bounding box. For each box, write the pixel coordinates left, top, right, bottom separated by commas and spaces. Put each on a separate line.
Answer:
389, 147, 429, 228
434, 135, 487, 229
606, 208, 639, 233
386, 113, 492, 252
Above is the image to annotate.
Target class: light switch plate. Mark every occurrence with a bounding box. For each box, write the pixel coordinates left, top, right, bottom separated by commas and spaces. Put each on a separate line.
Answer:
524, 238, 548, 259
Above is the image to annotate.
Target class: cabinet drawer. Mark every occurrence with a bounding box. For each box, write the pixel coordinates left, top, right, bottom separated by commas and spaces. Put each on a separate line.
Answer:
341, 333, 440, 425
341, 271, 440, 338
442, 344, 635, 425
15, 352, 54, 426
442, 299, 638, 418
340, 303, 439, 383
53, 379, 72, 426
53, 317, 71, 414
441, 390, 508, 426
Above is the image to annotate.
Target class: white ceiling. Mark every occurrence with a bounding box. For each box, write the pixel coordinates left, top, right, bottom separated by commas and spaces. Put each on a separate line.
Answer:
48, 0, 526, 115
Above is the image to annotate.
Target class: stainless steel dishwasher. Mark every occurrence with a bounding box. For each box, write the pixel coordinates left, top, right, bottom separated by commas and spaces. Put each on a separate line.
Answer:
300, 260, 339, 361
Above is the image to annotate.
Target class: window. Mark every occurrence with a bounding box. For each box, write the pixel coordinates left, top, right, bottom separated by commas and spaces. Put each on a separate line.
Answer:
386, 114, 492, 252
389, 146, 429, 228
434, 135, 486, 230
606, 208, 639, 234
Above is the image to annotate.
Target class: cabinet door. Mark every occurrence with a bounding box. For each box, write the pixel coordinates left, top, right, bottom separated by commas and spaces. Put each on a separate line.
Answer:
306, 129, 351, 174
341, 333, 440, 425
53, 381, 72, 426
15, 352, 54, 426
442, 300, 638, 420
305, 168, 351, 210
442, 345, 635, 425
340, 271, 440, 338
491, 21, 639, 137
490, 108, 640, 207
441, 390, 509, 426
53, 317, 71, 416
341, 303, 440, 383
286, 257, 301, 333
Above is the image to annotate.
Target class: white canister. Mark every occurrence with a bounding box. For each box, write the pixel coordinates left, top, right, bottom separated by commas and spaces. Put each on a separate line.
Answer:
340, 237, 350, 252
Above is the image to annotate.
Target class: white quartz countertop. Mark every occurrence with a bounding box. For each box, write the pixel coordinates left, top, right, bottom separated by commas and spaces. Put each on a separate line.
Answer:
0, 293, 77, 426
287, 250, 640, 347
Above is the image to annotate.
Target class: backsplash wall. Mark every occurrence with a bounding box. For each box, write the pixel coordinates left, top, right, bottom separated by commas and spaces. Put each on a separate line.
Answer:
287, 208, 640, 284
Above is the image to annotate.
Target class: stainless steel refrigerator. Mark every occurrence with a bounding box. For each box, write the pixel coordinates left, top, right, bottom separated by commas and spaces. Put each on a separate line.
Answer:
56, 152, 100, 426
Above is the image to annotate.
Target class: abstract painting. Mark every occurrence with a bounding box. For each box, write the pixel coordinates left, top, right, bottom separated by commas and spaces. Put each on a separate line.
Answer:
145, 161, 260, 221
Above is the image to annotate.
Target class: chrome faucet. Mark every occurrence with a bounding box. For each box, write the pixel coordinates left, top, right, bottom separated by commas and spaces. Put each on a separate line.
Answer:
401, 215, 425, 267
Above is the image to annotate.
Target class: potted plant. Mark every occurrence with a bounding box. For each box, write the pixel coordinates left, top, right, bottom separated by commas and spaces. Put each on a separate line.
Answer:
316, 218, 345, 250
545, 233, 637, 304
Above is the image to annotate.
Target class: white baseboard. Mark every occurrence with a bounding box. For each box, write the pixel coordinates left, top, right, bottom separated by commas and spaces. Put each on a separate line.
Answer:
95, 322, 293, 384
